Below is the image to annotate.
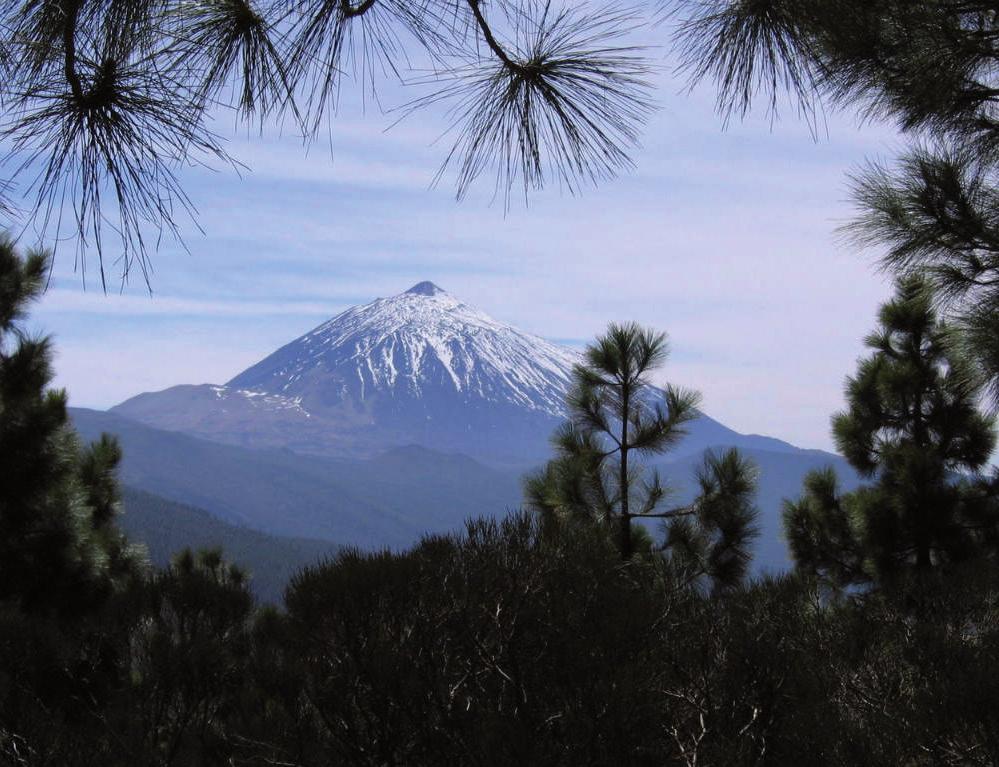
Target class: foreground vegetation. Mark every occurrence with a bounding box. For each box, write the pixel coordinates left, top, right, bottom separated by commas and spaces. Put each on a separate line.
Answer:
7, 513, 999, 766
3, 239, 999, 766
7, 5, 999, 762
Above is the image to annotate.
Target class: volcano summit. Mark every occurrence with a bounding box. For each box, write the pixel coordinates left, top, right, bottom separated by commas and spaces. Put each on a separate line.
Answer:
113, 282, 799, 465
113, 282, 582, 464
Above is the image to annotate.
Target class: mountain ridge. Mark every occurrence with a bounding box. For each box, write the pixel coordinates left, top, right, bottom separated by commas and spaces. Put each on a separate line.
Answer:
112, 281, 808, 466
73, 406, 861, 571
71, 406, 525, 548
120, 487, 339, 604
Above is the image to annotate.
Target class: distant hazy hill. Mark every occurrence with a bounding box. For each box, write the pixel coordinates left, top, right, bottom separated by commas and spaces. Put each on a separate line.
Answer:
120, 487, 338, 604
96, 280, 862, 569
71, 407, 525, 549
111, 281, 804, 467
72, 407, 861, 571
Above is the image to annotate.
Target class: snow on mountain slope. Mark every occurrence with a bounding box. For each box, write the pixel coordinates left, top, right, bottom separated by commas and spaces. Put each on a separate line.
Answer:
227, 281, 579, 418
112, 282, 803, 466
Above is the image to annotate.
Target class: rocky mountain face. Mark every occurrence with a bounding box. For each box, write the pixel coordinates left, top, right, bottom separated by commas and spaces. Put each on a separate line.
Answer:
113, 282, 803, 466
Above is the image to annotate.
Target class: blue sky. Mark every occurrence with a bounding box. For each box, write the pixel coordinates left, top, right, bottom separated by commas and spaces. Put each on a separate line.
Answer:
25, 41, 902, 453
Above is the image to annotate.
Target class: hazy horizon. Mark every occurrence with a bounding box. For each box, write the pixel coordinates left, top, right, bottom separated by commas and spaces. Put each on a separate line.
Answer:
25, 55, 899, 453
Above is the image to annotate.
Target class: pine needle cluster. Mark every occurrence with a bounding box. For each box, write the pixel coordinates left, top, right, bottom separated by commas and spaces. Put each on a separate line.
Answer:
676, 0, 999, 412
0, 0, 657, 282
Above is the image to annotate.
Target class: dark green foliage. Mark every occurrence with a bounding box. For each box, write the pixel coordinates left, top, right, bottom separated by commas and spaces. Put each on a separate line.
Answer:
0, 236, 144, 764
209, 523, 999, 764
665, 448, 760, 591
276, 517, 818, 765
0, 236, 142, 617
120, 548, 256, 764
526, 322, 759, 591
282, 516, 675, 765
818, 564, 999, 765
784, 277, 999, 590
5, 503, 999, 764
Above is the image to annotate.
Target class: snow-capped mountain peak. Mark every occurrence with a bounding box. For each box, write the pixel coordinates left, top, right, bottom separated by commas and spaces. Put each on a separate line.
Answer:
227, 281, 580, 418
115, 282, 587, 462
111, 281, 804, 465
405, 280, 446, 296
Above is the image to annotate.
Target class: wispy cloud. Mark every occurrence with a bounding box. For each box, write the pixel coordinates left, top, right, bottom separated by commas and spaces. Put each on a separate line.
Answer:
38, 289, 337, 319
31, 51, 900, 451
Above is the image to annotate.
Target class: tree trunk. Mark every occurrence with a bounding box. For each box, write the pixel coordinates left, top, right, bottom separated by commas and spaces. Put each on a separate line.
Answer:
912, 364, 932, 574
620, 379, 632, 559
620, 513, 632, 559
916, 545, 930, 570
915, 524, 931, 572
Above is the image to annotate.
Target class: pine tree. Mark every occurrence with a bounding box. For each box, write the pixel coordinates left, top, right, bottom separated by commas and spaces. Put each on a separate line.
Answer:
526, 322, 758, 589
126, 548, 254, 763
783, 276, 999, 590
0, 235, 141, 617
